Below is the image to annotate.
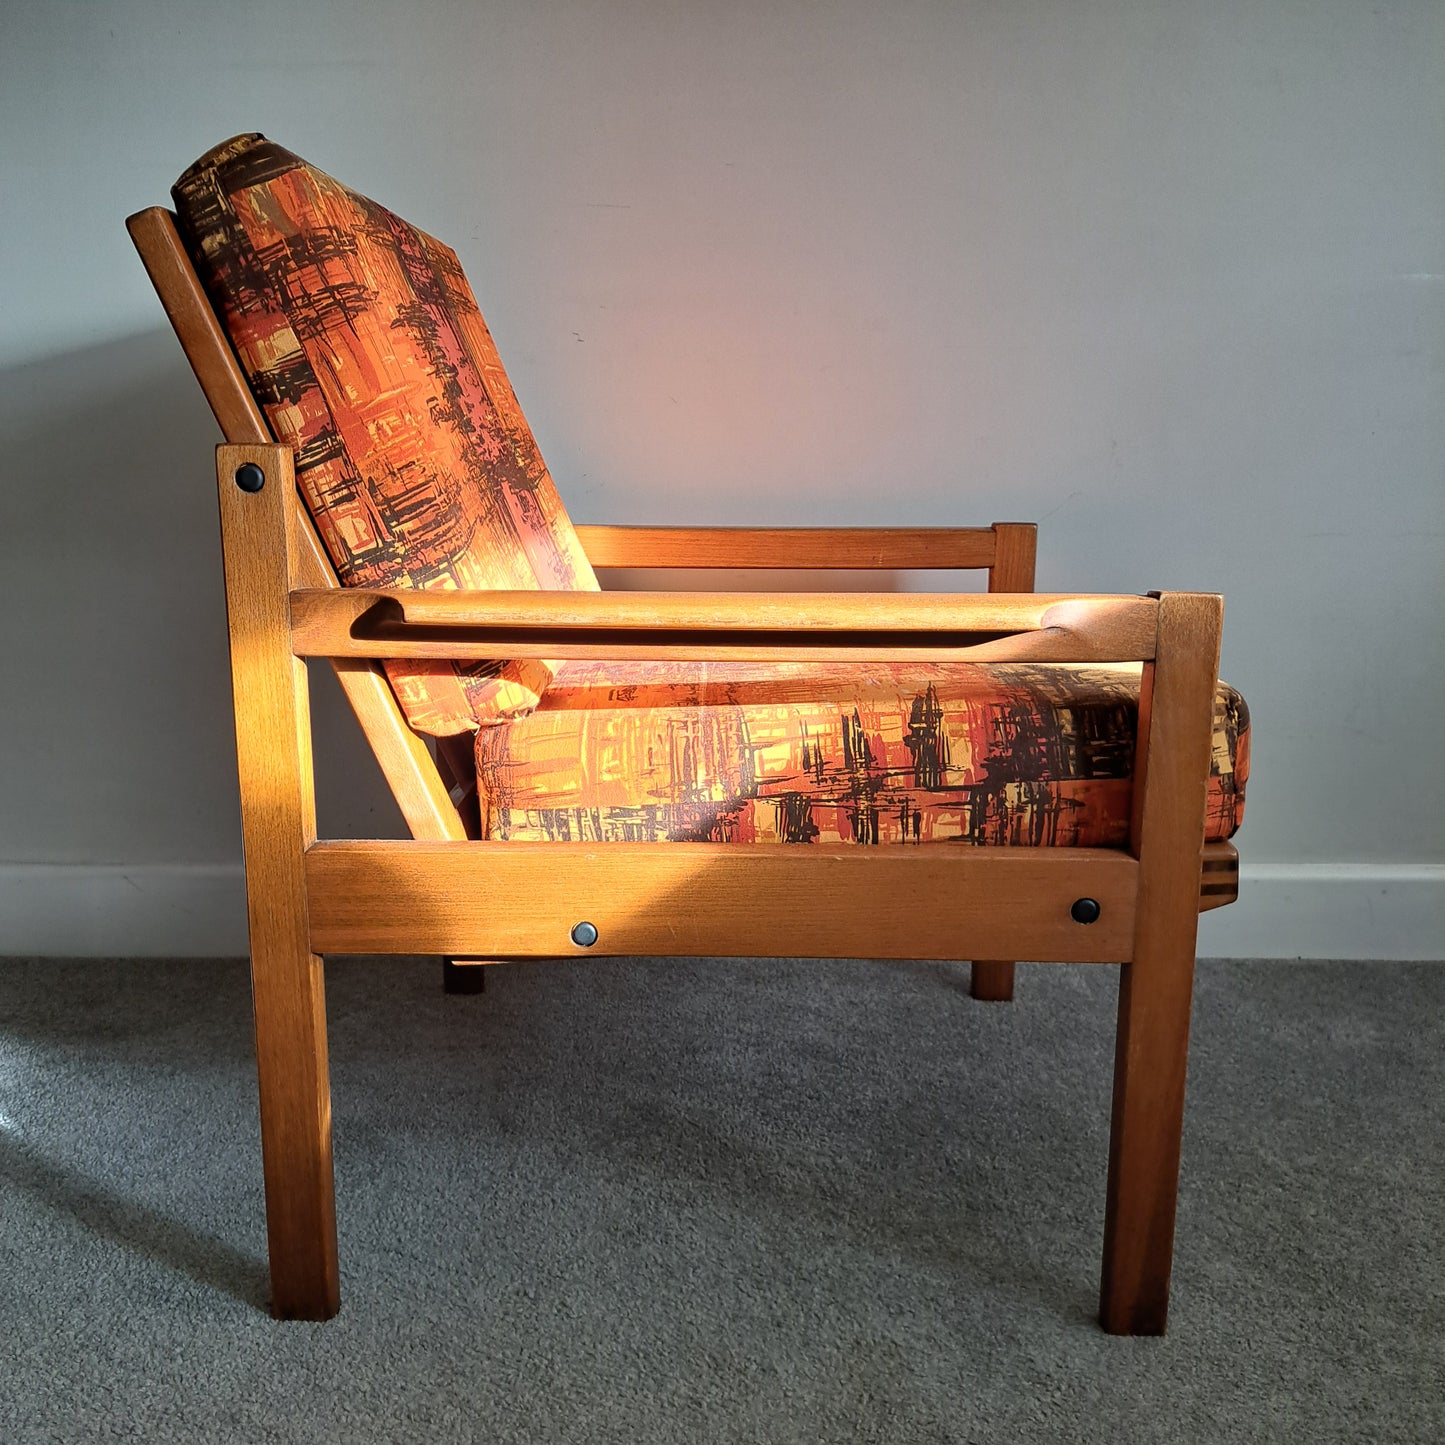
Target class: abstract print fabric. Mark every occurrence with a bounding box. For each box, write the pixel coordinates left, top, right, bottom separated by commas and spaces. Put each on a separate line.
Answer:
475, 661, 1250, 846
174, 134, 598, 734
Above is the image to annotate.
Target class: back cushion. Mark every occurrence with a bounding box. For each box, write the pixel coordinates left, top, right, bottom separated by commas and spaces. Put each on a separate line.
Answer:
173, 134, 598, 735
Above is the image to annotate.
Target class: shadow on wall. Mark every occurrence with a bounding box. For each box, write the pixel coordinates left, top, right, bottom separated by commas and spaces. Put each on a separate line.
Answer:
0, 330, 405, 868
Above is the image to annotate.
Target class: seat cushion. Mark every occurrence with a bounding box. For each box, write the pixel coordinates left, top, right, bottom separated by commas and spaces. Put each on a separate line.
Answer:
173, 134, 597, 735
474, 661, 1249, 846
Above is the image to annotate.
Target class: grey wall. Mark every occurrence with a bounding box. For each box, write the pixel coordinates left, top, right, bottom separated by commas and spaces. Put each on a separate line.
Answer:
2, 1, 1442, 955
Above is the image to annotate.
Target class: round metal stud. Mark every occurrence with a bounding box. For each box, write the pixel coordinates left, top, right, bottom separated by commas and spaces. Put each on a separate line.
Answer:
234, 462, 266, 493
1070, 897, 1102, 925
570, 920, 599, 948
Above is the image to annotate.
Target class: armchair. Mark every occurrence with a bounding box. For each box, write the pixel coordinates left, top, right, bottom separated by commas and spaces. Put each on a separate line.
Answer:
128, 135, 1247, 1333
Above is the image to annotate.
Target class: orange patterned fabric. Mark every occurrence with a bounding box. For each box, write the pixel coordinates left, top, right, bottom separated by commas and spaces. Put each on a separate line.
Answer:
173, 135, 598, 734
474, 661, 1249, 846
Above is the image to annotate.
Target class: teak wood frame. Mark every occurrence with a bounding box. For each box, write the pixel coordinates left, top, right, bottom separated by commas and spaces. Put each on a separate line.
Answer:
130, 205, 1236, 1334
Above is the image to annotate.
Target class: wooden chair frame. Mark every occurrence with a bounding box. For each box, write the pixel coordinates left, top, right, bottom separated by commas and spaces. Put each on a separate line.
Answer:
129, 206, 1238, 1333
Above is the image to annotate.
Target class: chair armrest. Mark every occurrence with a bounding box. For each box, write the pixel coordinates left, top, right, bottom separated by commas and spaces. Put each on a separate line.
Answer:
573, 524, 1027, 570
288, 587, 1163, 665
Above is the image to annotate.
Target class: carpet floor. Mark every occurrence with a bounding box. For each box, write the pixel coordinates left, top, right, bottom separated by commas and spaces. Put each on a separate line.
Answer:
0, 955, 1440, 1443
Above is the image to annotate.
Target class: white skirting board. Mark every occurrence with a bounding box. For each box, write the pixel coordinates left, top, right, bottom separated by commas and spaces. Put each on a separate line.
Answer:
0, 861, 1440, 961
1195, 864, 1445, 962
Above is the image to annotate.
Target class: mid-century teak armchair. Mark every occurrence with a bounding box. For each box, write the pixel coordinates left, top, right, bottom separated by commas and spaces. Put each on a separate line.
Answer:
128, 136, 1248, 1333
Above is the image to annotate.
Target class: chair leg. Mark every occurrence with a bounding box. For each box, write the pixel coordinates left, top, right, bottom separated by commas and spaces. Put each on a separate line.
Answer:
1099, 944, 1196, 1335
216, 443, 339, 1320
442, 958, 488, 994
1099, 590, 1219, 1335
251, 938, 341, 1320
970, 960, 1016, 1001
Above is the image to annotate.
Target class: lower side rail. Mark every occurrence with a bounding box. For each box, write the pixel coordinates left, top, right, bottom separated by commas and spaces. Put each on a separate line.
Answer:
305, 840, 1139, 962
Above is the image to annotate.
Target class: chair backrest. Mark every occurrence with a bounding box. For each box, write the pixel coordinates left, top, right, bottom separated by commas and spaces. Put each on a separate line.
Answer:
128, 204, 472, 840
169, 134, 598, 736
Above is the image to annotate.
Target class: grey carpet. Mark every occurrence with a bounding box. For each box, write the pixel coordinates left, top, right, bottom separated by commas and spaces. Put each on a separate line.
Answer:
0, 955, 1440, 1444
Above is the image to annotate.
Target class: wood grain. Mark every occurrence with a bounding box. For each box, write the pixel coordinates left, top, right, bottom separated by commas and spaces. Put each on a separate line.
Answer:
969, 962, 1017, 1002
216, 443, 339, 1321
303, 841, 1139, 963
987, 524, 1038, 594
574, 525, 999, 570
1100, 591, 1223, 1335
128, 208, 272, 444
288, 588, 1160, 664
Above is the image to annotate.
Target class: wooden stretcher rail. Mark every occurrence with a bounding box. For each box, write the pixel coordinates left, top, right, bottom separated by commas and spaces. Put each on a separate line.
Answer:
573, 524, 1002, 570
304, 840, 1140, 962
288, 589, 1162, 664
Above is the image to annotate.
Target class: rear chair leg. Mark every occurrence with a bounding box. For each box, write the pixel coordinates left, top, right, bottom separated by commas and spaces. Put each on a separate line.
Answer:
442, 958, 489, 994
973, 529, 1033, 1011
435, 738, 490, 998
970, 960, 1016, 1001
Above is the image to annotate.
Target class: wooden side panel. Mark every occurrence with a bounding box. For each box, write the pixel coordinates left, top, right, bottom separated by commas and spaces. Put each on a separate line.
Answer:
304, 841, 1139, 963
216, 443, 338, 1320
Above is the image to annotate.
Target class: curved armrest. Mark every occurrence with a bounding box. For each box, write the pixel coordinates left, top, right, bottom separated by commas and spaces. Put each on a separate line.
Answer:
288, 588, 1165, 665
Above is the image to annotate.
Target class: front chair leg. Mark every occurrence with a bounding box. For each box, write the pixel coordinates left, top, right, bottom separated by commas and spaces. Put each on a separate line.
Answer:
218, 441, 340, 1320
1099, 945, 1196, 1334
970, 960, 1016, 1001
251, 939, 341, 1320
1100, 591, 1220, 1334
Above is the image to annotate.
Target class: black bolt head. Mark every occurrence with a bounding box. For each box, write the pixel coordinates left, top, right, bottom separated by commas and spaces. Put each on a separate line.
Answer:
234, 462, 266, 493
1070, 897, 1102, 925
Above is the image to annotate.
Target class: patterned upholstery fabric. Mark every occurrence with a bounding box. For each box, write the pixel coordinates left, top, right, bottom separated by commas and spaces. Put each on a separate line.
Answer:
173, 135, 598, 735
474, 661, 1250, 846
173, 134, 1252, 849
